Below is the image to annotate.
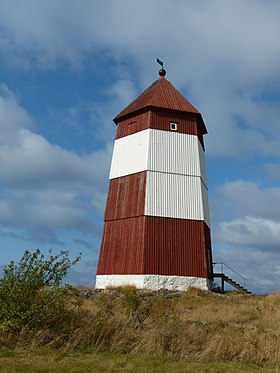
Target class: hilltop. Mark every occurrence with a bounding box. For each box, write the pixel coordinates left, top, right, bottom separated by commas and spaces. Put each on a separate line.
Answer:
1, 286, 280, 372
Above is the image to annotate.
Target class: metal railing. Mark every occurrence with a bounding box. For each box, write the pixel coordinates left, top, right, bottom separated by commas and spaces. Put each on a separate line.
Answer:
213, 262, 246, 288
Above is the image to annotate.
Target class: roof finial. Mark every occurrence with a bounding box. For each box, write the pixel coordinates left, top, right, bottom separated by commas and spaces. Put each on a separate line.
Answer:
157, 58, 166, 77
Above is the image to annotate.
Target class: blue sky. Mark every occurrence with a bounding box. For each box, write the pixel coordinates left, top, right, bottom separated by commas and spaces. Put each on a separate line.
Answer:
0, 0, 280, 293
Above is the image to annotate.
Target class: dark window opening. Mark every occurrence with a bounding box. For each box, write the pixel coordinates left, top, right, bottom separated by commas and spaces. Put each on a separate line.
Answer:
170, 122, 177, 131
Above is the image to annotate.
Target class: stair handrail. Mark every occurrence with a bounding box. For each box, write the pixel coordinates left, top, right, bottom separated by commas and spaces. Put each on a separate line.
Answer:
213, 262, 246, 288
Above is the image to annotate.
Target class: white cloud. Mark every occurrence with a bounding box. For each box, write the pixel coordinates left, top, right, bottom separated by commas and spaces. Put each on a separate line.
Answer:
0, 84, 112, 186
88, 78, 138, 143
106, 79, 137, 108
213, 180, 280, 252
0, 83, 33, 142
218, 180, 280, 221
212, 179, 280, 293
216, 216, 280, 252
92, 191, 107, 217
0, 84, 111, 241
1, 1, 280, 291
1, 0, 280, 84
214, 246, 280, 294
1, 1, 280, 158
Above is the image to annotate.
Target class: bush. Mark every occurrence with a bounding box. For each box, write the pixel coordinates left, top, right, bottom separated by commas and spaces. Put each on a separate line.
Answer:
0, 249, 80, 332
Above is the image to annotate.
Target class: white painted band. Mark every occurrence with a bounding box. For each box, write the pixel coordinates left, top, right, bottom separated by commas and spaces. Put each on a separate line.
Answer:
109, 129, 207, 187
145, 171, 211, 227
95, 274, 212, 291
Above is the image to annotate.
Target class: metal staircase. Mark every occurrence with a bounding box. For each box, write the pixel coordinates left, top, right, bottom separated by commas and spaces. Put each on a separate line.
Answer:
213, 262, 252, 295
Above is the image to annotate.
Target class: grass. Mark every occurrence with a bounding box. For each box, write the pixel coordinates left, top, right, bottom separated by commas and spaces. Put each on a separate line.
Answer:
0, 349, 277, 373
1, 286, 280, 371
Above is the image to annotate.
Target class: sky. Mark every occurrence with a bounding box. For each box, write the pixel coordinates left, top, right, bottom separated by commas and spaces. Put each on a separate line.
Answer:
0, 0, 280, 294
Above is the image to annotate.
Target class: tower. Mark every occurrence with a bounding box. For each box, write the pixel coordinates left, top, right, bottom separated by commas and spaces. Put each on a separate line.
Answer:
96, 68, 213, 291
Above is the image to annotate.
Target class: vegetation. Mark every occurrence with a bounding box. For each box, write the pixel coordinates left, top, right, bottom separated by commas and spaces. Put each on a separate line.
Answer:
0, 249, 80, 333
0, 349, 274, 373
1, 250, 280, 372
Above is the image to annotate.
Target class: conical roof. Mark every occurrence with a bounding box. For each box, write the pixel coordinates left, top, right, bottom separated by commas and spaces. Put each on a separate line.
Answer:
114, 76, 200, 123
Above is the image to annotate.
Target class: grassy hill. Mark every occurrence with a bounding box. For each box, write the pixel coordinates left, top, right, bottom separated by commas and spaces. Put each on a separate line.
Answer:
1, 286, 280, 372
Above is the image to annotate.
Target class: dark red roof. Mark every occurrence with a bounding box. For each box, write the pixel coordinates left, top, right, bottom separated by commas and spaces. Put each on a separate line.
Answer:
114, 76, 200, 122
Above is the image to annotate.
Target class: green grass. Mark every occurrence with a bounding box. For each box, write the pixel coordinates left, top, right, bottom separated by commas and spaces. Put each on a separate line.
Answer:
0, 349, 276, 373
2, 251, 280, 371
2, 286, 280, 371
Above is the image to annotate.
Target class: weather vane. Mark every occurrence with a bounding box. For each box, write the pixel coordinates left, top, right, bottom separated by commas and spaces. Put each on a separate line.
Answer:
157, 58, 166, 76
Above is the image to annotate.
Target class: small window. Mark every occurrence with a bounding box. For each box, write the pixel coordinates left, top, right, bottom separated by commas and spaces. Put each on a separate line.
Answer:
170, 122, 177, 131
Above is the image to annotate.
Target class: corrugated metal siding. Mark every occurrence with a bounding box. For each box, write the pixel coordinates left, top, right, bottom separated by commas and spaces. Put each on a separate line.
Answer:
109, 130, 149, 180
116, 109, 206, 150
150, 110, 199, 135
97, 216, 212, 278
97, 217, 146, 274
144, 217, 211, 278
204, 222, 213, 278
148, 129, 208, 186
104, 172, 146, 221
198, 138, 208, 186
145, 171, 210, 227
110, 129, 208, 186
116, 111, 150, 139
201, 181, 211, 227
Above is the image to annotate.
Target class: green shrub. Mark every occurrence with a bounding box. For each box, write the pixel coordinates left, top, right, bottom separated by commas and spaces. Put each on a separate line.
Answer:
0, 249, 80, 332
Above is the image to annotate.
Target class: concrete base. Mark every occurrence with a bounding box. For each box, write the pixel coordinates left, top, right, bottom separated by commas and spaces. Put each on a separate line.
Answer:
95, 274, 212, 291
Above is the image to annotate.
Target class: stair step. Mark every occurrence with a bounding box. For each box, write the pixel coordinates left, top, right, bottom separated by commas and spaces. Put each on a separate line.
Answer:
213, 272, 252, 295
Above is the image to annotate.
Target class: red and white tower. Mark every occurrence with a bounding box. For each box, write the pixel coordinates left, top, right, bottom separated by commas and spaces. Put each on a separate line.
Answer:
96, 67, 213, 291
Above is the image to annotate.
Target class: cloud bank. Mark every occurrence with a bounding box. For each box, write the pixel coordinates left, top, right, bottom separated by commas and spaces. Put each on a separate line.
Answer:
0, 0, 279, 292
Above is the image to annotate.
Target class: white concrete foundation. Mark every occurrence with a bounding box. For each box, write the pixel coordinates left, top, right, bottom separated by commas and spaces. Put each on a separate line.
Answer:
95, 274, 212, 291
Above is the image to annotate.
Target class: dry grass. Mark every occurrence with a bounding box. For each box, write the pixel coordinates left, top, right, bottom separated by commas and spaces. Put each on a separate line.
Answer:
1, 286, 280, 370
0, 349, 275, 373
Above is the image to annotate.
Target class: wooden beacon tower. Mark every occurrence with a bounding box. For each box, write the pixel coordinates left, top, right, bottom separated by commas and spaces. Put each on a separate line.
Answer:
96, 65, 213, 291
